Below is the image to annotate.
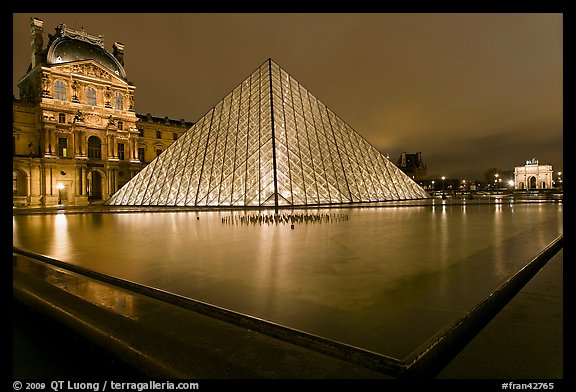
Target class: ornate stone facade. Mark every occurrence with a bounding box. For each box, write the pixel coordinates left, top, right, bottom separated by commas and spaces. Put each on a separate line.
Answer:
13, 18, 192, 206
514, 158, 553, 190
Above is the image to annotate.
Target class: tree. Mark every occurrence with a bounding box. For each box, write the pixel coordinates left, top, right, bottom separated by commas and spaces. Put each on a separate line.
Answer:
484, 168, 500, 184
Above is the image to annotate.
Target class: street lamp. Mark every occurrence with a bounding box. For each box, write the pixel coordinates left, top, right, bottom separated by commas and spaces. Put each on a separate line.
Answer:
507, 179, 514, 193
441, 176, 445, 191
56, 183, 64, 205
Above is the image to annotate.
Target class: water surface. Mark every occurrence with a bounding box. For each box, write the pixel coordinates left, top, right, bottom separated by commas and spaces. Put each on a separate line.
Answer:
13, 202, 563, 360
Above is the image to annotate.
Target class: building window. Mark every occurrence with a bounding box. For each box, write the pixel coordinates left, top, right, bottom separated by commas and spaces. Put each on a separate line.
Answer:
58, 137, 68, 158
156, 131, 161, 139
138, 128, 144, 137
118, 143, 125, 160
13, 171, 18, 196
138, 147, 145, 162
86, 87, 97, 106
114, 92, 123, 110
117, 121, 123, 130
87, 136, 102, 160
173, 132, 178, 140
155, 148, 162, 157
54, 80, 66, 101
58, 113, 66, 123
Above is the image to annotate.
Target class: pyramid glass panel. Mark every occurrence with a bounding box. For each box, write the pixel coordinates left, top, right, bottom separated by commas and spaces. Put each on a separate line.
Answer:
107, 59, 429, 207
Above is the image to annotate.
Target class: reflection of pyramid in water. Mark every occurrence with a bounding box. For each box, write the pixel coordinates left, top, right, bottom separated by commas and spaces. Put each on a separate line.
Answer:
107, 59, 430, 207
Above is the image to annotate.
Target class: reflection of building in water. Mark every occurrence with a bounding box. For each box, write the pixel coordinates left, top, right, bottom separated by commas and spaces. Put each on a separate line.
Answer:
15, 256, 137, 318
77, 280, 138, 318
44, 270, 138, 318
13, 18, 192, 207
514, 158, 553, 189
396, 152, 427, 181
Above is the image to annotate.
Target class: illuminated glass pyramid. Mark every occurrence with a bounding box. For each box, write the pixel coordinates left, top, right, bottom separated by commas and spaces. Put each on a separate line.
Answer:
107, 59, 429, 207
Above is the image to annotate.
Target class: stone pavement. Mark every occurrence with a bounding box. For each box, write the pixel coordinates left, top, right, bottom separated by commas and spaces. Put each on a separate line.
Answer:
437, 249, 564, 379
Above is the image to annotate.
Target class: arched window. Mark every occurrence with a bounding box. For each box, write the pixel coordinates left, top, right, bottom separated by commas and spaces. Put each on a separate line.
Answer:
114, 92, 123, 110
54, 80, 67, 101
86, 86, 97, 106
87, 136, 102, 160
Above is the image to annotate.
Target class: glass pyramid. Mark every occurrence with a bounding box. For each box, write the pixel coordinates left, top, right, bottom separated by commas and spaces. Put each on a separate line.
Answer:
107, 59, 430, 207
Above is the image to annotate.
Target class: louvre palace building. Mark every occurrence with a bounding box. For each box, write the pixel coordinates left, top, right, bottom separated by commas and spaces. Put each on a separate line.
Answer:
14, 18, 429, 208
12, 18, 192, 207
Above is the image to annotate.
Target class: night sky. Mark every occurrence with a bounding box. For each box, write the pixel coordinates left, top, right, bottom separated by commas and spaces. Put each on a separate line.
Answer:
12, 13, 563, 181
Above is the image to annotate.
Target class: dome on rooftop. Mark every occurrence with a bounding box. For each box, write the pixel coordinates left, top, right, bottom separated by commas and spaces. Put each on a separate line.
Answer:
46, 36, 127, 80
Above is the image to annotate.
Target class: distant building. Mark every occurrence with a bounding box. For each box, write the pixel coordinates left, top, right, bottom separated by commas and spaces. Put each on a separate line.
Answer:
135, 113, 193, 164
13, 18, 192, 207
396, 152, 427, 181
514, 158, 553, 189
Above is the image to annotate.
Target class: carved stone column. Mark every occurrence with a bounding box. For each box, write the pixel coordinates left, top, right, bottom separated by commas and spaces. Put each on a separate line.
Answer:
75, 166, 82, 196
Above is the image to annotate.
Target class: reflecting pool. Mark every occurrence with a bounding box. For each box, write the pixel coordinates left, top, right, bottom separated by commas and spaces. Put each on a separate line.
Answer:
13, 201, 563, 361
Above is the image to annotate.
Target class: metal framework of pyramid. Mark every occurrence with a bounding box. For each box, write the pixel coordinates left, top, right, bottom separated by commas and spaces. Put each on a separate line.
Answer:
107, 59, 430, 207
